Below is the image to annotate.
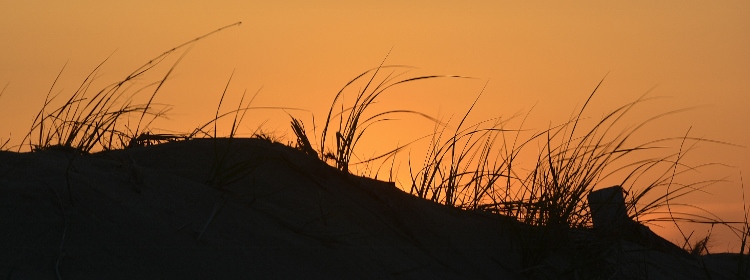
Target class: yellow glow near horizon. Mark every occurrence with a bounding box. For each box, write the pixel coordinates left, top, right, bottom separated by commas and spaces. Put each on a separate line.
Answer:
1, 1, 748, 252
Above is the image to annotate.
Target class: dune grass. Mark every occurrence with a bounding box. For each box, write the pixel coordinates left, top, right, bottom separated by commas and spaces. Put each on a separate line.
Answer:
14, 22, 242, 154
2, 22, 748, 278
279, 57, 748, 275
407, 80, 691, 227
278, 61, 750, 276
312, 55, 464, 173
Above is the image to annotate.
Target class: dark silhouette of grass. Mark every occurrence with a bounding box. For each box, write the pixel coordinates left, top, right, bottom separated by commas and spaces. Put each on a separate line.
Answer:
18, 22, 242, 153
314, 53, 464, 173
398, 76, 747, 275
2, 22, 748, 279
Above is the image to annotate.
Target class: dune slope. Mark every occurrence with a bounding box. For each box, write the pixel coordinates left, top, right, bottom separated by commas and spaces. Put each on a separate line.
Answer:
0, 138, 524, 279
1, 138, 746, 279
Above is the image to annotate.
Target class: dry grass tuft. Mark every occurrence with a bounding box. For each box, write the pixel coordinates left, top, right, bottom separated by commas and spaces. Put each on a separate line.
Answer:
19, 22, 242, 153
311, 54, 464, 173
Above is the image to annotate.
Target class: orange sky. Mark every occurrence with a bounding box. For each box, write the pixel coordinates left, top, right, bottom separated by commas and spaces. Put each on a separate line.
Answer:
1, 1, 749, 252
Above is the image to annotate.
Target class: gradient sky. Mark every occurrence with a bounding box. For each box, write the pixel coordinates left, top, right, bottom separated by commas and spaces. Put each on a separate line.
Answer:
1, 1, 749, 252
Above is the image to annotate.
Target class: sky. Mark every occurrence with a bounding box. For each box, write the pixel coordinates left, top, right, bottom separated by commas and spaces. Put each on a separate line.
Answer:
1, 1, 749, 252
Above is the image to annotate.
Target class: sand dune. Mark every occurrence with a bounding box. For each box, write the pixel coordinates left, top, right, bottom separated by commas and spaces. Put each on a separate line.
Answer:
0, 138, 745, 279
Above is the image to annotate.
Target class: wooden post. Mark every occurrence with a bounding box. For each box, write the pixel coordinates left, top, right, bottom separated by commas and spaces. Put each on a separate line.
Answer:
588, 185, 629, 230
587, 185, 694, 258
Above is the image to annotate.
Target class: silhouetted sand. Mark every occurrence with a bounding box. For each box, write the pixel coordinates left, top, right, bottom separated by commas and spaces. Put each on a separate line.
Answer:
0, 138, 746, 279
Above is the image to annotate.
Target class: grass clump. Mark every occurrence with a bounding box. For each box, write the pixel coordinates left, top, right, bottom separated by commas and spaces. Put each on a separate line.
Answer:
18, 22, 242, 153
402, 76, 746, 276
305, 56, 463, 173
410, 79, 728, 227
286, 62, 742, 265
408, 88, 519, 208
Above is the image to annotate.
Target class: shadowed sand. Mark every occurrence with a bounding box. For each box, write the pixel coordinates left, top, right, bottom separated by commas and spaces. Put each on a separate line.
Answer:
0, 138, 745, 279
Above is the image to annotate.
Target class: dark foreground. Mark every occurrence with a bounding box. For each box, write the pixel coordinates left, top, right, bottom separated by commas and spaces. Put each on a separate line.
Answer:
0, 138, 746, 279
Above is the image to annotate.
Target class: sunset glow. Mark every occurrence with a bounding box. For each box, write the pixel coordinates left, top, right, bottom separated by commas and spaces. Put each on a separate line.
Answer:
1, 1, 748, 252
